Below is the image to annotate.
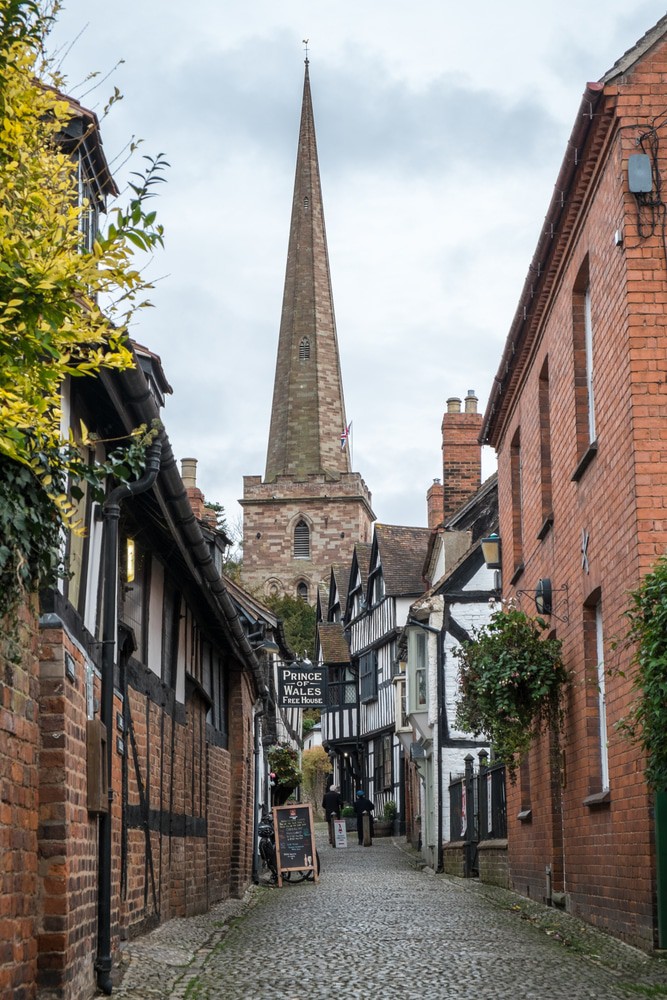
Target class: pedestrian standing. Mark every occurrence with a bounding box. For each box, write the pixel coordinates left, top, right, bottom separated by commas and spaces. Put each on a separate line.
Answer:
322, 785, 343, 844
353, 789, 374, 845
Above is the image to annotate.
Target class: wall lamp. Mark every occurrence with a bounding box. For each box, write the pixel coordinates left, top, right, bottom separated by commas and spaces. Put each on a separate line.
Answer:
481, 533, 502, 570
246, 628, 280, 655
516, 579, 569, 623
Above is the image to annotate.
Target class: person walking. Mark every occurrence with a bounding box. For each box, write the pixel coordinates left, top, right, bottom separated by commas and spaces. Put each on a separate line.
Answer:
353, 790, 374, 846
322, 785, 343, 845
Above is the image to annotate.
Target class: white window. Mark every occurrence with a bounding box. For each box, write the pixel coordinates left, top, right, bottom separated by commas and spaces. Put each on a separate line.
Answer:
585, 285, 596, 443
407, 629, 428, 714
596, 602, 609, 791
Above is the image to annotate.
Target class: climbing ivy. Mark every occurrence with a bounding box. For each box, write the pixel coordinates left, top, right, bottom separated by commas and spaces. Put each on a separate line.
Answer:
617, 556, 667, 791
0, 421, 160, 620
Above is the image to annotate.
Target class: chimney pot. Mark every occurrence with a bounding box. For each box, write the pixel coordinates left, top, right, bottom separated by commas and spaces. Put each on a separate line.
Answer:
446, 397, 461, 413
181, 457, 198, 490
464, 390, 478, 414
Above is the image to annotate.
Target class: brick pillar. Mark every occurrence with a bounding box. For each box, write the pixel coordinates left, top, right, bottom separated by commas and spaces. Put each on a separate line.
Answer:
442, 391, 483, 521
426, 478, 444, 529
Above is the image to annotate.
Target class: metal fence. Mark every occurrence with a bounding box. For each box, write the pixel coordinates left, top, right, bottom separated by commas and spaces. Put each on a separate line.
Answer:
448, 751, 506, 877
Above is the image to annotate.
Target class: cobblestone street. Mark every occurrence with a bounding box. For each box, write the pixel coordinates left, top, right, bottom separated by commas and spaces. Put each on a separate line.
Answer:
108, 828, 667, 1000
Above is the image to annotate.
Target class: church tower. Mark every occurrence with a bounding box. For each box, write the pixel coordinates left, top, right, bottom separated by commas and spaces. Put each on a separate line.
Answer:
241, 61, 374, 603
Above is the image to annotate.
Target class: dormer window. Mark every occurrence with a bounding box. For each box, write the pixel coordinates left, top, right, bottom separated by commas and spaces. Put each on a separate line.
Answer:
299, 338, 310, 361
294, 519, 310, 559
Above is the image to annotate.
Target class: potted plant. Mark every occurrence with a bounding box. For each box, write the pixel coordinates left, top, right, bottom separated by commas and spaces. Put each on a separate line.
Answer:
374, 800, 397, 837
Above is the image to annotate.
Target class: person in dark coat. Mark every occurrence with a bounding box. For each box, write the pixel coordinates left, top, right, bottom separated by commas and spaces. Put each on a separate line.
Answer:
353, 790, 374, 845
322, 785, 343, 844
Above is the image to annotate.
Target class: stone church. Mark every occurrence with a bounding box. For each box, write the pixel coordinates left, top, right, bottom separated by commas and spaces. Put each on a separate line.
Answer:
241, 61, 374, 602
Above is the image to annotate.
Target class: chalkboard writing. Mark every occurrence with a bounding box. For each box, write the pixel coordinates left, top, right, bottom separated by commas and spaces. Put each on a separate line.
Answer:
273, 803, 318, 886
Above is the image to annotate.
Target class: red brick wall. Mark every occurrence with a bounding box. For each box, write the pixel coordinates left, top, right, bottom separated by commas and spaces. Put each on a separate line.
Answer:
37, 623, 101, 1000
495, 42, 667, 950
22, 617, 253, 998
0, 602, 40, 1000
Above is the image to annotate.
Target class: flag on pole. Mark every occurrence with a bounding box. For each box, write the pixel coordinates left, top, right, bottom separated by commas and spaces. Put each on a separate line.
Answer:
340, 422, 352, 450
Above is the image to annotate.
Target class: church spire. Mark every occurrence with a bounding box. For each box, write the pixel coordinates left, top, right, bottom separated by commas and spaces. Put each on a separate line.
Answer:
264, 61, 350, 482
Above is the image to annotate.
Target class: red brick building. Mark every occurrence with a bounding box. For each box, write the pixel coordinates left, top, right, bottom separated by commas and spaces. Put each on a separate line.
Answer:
481, 14, 667, 950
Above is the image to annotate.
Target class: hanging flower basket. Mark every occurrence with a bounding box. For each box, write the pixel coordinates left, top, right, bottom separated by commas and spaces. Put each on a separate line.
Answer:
267, 742, 302, 805
454, 607, 568, 780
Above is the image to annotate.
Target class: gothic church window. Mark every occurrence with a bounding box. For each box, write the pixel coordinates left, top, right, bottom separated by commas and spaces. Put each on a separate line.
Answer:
296, 580, 309, 601
299, 338, 310, 361
294, 519, 310, 559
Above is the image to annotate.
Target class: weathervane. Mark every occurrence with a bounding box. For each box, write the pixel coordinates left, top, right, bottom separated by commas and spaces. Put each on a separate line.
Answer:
303, 38, 309, 61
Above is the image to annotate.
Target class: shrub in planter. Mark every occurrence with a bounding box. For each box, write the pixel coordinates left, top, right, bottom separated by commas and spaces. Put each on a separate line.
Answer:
382, 800, 397, 822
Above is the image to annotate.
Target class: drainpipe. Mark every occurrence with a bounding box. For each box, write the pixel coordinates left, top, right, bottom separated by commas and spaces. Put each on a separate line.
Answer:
435, 624, 444, 874
251, 703, 265, 884
96, 441, 162, 996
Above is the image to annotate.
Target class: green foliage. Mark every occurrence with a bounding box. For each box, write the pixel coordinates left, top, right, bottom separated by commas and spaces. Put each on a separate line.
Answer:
301, 745, 330, 782
0, 421, 160, 619
617, 556, 667, 791
341, 805, 355, 817
302, 708, 320, 737
382, 799, 397, 821
0, 0, 167, 615
454, 607, 567, 780
262, 593, 316, 659
267, 742, 302, 794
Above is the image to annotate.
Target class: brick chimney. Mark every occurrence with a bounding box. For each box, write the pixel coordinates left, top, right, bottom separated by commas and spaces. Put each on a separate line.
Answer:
442, 390, 482, 521
426, 478, 444, 529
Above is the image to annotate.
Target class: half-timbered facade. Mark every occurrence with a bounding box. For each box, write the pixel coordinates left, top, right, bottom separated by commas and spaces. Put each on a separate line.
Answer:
347, 526, 431, 819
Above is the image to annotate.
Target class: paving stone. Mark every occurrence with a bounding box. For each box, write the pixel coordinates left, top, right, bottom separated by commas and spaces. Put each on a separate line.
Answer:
107, 828, 667, 999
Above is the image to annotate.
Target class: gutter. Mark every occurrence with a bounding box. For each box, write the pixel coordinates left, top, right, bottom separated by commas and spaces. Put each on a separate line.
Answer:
481, 82, 605, 448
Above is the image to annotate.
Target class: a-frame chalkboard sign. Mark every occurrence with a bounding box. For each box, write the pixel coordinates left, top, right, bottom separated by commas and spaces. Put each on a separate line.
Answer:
272, 803, 318, 887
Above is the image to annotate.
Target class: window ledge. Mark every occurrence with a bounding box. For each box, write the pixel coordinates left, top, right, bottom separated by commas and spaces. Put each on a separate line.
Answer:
571, 441, 598, 482
537, 513, 554, 541
583, 789, 610, 808
517, 809, 532, 823
510, 563, 525, 586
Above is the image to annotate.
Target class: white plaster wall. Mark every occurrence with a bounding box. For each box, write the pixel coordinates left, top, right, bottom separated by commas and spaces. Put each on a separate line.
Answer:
444, 597, 498, 741
146, 557, 164, 677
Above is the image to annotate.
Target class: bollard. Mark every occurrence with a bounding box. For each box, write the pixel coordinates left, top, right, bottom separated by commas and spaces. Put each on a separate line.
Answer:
362, 811, 372, 847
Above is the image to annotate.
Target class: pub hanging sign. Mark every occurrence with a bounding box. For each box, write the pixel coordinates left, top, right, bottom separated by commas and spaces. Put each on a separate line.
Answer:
277, 661, 325, 708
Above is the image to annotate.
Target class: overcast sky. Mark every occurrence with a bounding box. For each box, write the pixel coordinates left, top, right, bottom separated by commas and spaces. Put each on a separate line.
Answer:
47, 1, 667, 532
